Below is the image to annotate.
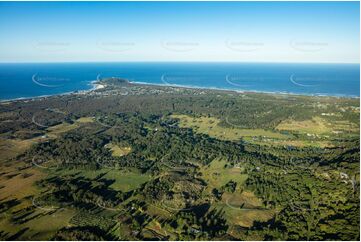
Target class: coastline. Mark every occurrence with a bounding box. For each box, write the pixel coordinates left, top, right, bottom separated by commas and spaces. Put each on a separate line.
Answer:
0, 81, 106, 103
129, 80, 360, 99
90, 80, 106, 91
1, 78, 359, 103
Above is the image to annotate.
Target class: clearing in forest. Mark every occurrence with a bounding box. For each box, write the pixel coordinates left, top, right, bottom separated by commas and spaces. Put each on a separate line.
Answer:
105, 143, 132, 157
172, 114, 289, 141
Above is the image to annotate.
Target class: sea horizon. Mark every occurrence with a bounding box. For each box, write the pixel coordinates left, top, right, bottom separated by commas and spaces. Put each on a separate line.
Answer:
0, 61, 360, 64
0, 1, 360, 240
0, 62, 359, 101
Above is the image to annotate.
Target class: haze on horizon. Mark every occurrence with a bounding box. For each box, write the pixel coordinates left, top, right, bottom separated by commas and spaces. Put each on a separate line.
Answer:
0, 1, 359, 63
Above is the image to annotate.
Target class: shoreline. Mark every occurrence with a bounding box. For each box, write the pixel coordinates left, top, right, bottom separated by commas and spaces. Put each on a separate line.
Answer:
0, 81, 106, 103
130, 80, 360, 99
1, 78, 359, 103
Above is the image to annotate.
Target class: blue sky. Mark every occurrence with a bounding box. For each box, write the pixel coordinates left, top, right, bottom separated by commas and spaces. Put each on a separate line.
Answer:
0, 1, 359, 63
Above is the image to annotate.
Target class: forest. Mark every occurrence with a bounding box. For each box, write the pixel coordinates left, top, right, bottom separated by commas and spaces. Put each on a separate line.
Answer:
0, 78, 359, 240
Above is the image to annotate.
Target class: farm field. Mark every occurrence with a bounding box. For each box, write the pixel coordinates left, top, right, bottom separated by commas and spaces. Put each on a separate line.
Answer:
172, 114, 290, 141
171, 114, 345, 148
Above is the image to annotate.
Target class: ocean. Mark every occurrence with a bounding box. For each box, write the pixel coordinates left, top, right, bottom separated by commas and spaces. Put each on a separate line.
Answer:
0, 62, 359, 100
